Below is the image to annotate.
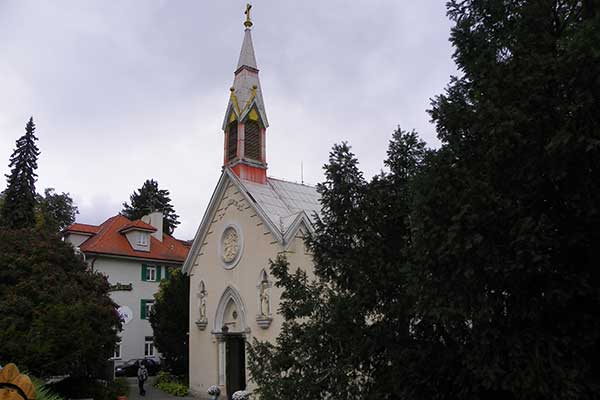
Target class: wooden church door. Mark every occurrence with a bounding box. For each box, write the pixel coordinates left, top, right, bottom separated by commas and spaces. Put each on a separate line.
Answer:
226, 335, 246, 399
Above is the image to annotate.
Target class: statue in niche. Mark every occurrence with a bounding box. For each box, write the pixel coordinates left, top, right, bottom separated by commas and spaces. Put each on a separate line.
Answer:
198, 281, 207, 322
258, 280, 270, 316
196, 283, 208, 330
199, 294, 207, 320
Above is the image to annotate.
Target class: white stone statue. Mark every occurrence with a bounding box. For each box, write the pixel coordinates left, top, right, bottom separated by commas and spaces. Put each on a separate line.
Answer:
198, 282, 207, 322
200, 294, 207, 320
259, 281, 269, 316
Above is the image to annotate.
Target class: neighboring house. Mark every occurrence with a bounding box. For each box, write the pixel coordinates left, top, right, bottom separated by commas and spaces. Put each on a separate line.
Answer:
63, 211, 190, 365
183, 11, 320, 399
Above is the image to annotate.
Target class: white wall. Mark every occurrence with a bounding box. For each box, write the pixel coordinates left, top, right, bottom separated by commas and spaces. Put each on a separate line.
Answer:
93, 256, 178, 363
188, 180, 314, 398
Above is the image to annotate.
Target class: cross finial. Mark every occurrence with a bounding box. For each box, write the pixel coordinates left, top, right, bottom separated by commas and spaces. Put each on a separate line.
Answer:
244, 3, 253, 28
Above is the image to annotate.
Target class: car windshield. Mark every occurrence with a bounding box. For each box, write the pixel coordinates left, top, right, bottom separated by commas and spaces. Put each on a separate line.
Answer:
123, 360, 139, 367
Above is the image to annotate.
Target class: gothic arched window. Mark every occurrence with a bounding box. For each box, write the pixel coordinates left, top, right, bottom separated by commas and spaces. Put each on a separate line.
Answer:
244, 119, 261, 161
227, 121, 238, 161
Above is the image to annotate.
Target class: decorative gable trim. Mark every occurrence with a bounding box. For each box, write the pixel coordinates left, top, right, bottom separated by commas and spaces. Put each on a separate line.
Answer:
183, 169, 280, 275
183, 168, 318, 275
282, 211, 314, 250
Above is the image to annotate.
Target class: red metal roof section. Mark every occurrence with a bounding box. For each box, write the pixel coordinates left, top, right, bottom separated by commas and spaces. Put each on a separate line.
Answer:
67, 215, 189, 263
119, 219, 157, 233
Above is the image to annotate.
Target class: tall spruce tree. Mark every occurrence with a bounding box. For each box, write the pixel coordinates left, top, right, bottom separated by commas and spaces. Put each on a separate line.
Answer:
405, 1, 600, 399
248, 131, 427, 399
121, 179, 180, 235
2, 117, 40, 229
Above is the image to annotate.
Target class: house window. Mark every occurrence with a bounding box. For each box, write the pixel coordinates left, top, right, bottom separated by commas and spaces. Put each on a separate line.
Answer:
146, 266, 156, 281
113, 340, 122, 360
138, 232, 149, 246
141, 299, 155, 319
142, 265, 162, 282
144, 336, 154, 358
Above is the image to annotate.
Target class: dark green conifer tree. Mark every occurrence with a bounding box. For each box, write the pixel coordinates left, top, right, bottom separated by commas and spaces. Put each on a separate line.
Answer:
149, 268, 189, 376
121, 179, 180, 235
249, 1, 600, 399
406, 1, 600, 398
248, 131, 427, 399
1, 117, 40, 229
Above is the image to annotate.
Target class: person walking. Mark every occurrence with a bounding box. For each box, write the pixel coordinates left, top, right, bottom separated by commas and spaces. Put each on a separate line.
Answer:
137, 361, 149, 396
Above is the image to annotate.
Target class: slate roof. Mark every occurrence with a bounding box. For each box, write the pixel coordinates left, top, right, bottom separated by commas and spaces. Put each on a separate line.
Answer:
240, 177, 321, 234
237, 28, 258, 70
64, 215, 190, 263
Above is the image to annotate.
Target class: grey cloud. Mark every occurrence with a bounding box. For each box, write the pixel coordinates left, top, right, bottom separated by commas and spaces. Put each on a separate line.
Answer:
0, 1, 456, 239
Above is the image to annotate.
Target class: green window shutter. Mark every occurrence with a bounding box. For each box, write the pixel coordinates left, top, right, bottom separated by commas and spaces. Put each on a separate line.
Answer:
141, 299, 147, 319
141, 264, 148, 281
165, 267, 170, 280
157, 266, 162, 281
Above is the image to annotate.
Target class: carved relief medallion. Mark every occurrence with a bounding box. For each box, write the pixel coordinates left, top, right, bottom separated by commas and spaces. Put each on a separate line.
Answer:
221, 227, 240, 264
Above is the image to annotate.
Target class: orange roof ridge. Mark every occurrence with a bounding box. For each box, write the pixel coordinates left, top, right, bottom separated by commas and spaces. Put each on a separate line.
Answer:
68, 214, 189, 263
64, 223, 100, 235
119, 219, 157, 233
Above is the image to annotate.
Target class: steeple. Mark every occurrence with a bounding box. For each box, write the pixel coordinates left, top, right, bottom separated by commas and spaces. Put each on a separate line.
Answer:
222, 3, 268, 184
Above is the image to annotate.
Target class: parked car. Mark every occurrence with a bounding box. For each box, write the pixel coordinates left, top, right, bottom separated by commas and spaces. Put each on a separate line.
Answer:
114, 358, 160, 377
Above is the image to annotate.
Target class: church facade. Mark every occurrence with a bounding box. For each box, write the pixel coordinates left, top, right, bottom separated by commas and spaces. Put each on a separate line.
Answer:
183, 8, 320, 399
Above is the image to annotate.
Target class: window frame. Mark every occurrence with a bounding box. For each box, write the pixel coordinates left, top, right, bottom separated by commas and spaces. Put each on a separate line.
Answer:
146, 266, 156, 282
141, 299, 155, 320
137, 232, 149, 246
112, 340, 122, 360
144, 336, 155, 358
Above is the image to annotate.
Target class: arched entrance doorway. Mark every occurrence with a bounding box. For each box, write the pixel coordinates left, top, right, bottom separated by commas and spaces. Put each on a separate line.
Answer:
214, 286, 248, 399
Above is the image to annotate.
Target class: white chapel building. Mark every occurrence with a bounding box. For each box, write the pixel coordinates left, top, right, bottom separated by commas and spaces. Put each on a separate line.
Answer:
183, 9, 320, 399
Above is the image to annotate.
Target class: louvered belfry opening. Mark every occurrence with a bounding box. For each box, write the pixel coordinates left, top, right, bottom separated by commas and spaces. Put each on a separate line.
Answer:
227, 121, 238, 161
244, 120, 261, 161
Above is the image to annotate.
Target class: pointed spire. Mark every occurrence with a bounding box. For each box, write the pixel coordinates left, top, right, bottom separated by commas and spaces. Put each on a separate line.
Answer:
236, 28, 258, 71
222, 3, 268, 130
221, 3, 269, 184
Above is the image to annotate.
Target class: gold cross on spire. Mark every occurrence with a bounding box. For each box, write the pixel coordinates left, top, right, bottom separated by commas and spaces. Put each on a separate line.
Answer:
244, 3, 253, 28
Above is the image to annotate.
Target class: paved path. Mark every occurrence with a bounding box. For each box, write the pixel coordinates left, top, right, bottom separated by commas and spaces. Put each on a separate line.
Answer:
125, 377, 195, 400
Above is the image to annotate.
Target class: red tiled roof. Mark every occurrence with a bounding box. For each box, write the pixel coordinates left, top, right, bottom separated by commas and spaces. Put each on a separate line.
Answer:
63, 223, 100, 235
119, 220, 157, 233
66, 215, 189, 263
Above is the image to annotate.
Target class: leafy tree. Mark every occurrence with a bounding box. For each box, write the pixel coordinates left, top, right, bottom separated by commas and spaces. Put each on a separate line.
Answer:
35, 188, 79, 234
248, 131, 427, 399
149, 268, 189, 376
0, 229, 121, 378
1, 117, 40, 229
121, 179, 180, 235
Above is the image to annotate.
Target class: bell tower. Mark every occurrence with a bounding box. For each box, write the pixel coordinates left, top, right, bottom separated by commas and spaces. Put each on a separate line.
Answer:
222, 4, 269, 184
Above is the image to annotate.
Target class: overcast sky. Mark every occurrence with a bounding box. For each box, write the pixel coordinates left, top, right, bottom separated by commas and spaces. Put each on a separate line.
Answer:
0, 1, 457, 239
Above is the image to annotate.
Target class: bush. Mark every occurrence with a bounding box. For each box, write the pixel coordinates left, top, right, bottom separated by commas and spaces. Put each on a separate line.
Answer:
49, 376, 127, 400
155, 371, 171, 385
33, 380, 65, 400
111, 378, 130, 398
154, 372, 189, 396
